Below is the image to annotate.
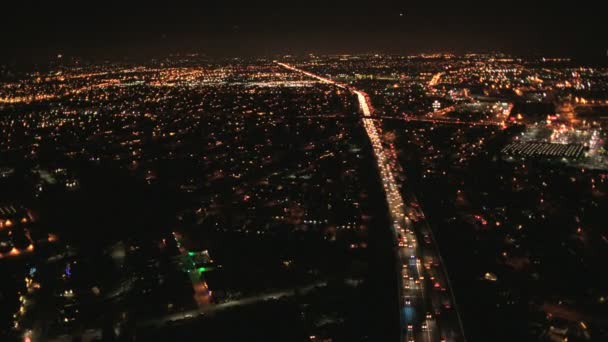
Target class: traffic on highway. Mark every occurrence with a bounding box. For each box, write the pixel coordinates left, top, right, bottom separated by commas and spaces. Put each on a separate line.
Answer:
278, 62, 466, 342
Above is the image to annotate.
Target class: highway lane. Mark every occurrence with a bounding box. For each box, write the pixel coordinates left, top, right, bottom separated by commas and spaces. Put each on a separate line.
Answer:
428, 72, 444, 87
277, 62, 466, 342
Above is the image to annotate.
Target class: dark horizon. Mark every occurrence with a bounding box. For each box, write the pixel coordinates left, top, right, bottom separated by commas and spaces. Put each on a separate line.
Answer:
3, 1, 608, 64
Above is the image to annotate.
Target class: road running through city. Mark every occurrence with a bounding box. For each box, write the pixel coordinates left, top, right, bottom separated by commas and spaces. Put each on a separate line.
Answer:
138, 281, 329, 328
277, 62, 467, 342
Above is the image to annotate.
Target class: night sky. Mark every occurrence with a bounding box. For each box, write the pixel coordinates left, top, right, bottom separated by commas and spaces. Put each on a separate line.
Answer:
3, 1, 608, 61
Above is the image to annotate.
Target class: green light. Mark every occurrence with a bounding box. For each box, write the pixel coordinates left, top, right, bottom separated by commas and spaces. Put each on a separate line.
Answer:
197, 267, 207, 273
188, 252, 195, 257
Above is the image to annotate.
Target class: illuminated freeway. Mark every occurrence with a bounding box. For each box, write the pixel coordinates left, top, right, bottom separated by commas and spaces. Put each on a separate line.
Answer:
428, 72, 444, 87
278, 62, 466, 342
